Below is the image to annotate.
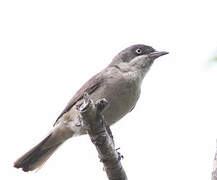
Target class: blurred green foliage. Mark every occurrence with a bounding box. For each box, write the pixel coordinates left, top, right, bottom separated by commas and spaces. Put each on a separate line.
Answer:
210, 52, 217, 63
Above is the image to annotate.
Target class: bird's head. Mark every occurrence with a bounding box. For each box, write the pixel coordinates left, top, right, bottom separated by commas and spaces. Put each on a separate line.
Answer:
110, 44, 168, 71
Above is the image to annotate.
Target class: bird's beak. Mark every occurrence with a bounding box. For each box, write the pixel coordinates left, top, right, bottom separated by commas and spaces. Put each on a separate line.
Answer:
148, 51, 169, 59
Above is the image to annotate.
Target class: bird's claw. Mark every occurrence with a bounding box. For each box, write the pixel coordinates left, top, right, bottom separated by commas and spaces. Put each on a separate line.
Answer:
116, 148, 124, 160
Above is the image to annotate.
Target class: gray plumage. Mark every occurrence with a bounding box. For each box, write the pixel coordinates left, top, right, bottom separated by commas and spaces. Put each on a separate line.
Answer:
14, 44, 168, 171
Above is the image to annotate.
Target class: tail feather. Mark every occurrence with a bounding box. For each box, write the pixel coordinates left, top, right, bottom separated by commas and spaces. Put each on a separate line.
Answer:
14, 133, 62, 172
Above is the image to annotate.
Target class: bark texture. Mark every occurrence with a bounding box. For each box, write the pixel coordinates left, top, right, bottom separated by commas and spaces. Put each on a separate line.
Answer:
78, 93, 127, 180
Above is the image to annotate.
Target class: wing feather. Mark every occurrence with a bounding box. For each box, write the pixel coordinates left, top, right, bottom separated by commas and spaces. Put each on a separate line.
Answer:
53, 72, 103, 126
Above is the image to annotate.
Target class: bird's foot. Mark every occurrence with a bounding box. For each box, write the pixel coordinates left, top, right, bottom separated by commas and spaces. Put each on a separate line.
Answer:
116, 147, 124, 160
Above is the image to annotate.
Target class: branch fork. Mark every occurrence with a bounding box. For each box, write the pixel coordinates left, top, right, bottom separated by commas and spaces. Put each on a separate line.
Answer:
77, 93, 127, 180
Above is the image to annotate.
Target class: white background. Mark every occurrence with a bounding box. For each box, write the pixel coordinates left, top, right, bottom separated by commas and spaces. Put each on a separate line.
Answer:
0, 0, 217, 179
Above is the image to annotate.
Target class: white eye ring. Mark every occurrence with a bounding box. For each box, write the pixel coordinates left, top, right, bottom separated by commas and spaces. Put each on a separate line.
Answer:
136, 48, 142, 54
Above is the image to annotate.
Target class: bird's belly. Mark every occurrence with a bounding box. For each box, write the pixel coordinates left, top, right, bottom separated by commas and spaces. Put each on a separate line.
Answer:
61, 83, 140, 136
102, 81, 141, 126
60, 72, 141, 135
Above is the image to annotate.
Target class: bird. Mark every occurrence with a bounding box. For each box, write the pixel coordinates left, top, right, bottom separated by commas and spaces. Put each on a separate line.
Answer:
14, 44, 168, 172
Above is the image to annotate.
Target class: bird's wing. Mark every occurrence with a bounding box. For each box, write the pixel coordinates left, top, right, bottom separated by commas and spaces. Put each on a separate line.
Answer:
53, 72, 103, 126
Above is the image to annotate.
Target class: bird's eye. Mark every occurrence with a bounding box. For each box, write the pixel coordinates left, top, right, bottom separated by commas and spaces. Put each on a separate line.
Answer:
136, 48, 142, 54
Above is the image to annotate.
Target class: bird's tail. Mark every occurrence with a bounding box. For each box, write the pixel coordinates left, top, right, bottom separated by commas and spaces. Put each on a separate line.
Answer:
14, 129, 70, 172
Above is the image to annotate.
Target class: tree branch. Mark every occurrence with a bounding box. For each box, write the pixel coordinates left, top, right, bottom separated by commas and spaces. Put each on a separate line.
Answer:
78, 93, 128, 180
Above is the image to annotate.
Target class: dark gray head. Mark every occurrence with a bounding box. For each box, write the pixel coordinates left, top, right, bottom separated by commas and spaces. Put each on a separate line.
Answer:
109, 44, 168, 69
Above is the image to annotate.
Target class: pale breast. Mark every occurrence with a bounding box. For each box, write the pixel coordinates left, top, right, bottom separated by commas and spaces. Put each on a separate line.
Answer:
99, 67, 141, 125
